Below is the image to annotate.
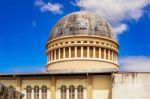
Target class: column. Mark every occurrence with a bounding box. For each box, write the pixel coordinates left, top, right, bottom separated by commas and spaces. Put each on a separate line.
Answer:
116, 53, 118, 63
54, 50, 56, 60
113, 52, 115, 62
75, 88, 77, 99
32, 88, 34, 99
83, 88, 87, 99
51, 76, 56, 99
115, 53, 117, 63
112, 51, 113, 61
99, 48, 101, 59
47, 89, 51, 99
49, 52, 51, 62
87, 47, 89, 58
75, 46, 77, 58
63, 48, 66, 59
47, 53, 49, 63
81, 46, 83, 58
58, 88, 61, 99
67, 88, 69, 99
93, 47, 95, 58
69, 47, 71, 58
87, 75, 93, 99
108, 50, 110, 60
51, 51, 53, 61
39, 88, 42, 99
59, 49, 60, 60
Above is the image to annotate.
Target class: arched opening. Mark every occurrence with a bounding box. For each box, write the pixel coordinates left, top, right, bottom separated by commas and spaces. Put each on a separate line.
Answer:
69, 85, 75, 99
34, 86, 39, 99
61, 85, 67, 99
77, 85, 84, 99
26, 86, 32, 99
42, 85, 47, 99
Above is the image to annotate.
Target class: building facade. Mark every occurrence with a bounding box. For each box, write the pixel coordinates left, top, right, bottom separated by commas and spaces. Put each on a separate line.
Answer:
0, 11, 150, 99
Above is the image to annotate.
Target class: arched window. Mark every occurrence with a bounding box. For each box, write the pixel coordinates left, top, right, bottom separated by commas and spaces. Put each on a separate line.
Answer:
69, 85, 75, 99
61, 85, 66, 99
77, 85, 84, 99
34, 86, 39, 99
26, 86, 32, 99
42, 85, 47, 99
9, 85, 14, 89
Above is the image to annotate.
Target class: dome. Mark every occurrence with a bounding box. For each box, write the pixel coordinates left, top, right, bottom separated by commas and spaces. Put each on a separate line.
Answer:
49, 11, 116, 41
46, 11, 119, 74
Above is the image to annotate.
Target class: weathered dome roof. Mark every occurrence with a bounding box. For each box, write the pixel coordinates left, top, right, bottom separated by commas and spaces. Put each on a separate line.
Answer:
49, 11, 116, 40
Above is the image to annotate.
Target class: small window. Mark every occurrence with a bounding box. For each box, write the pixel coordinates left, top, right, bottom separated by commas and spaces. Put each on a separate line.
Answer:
69, 85, 75, 99
77, 41, 81, 43
26, 86, 32, 99
77, 85, 84, 99
65, 42, 68, 44
71, 41, 74, 43
90, 41, 93, 43
60, 42, 63, 45
83, 41, 87, 43
96, 41, 99, 44
34, 86, 39, 99
42, 86, 47, 99
61, 85, 67, 99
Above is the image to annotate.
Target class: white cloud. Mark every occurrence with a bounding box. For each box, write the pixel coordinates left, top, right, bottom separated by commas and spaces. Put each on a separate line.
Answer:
119, 56, 150, 72
73, 0, 150, 34
113, 24, 128, 34
35, 0, 63, 14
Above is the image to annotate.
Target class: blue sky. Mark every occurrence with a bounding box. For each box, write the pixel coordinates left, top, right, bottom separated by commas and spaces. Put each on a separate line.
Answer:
0, 0, 150, 73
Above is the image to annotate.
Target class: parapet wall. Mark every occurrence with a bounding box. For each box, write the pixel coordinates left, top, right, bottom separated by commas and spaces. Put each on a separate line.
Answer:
112, 72, 150, 99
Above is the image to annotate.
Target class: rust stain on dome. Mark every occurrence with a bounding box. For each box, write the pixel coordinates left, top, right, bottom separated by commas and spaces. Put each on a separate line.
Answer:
49, 11, 116, 40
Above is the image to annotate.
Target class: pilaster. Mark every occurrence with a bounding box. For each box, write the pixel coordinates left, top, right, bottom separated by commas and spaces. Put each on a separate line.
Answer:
51, 76, 56, 99
87, 75, 93, 99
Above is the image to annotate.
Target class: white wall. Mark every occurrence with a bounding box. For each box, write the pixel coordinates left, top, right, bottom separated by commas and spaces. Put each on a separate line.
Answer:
112, 73, 150, 99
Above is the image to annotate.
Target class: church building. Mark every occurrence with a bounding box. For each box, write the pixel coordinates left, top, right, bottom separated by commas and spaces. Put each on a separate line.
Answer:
0, 11, 150, 99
